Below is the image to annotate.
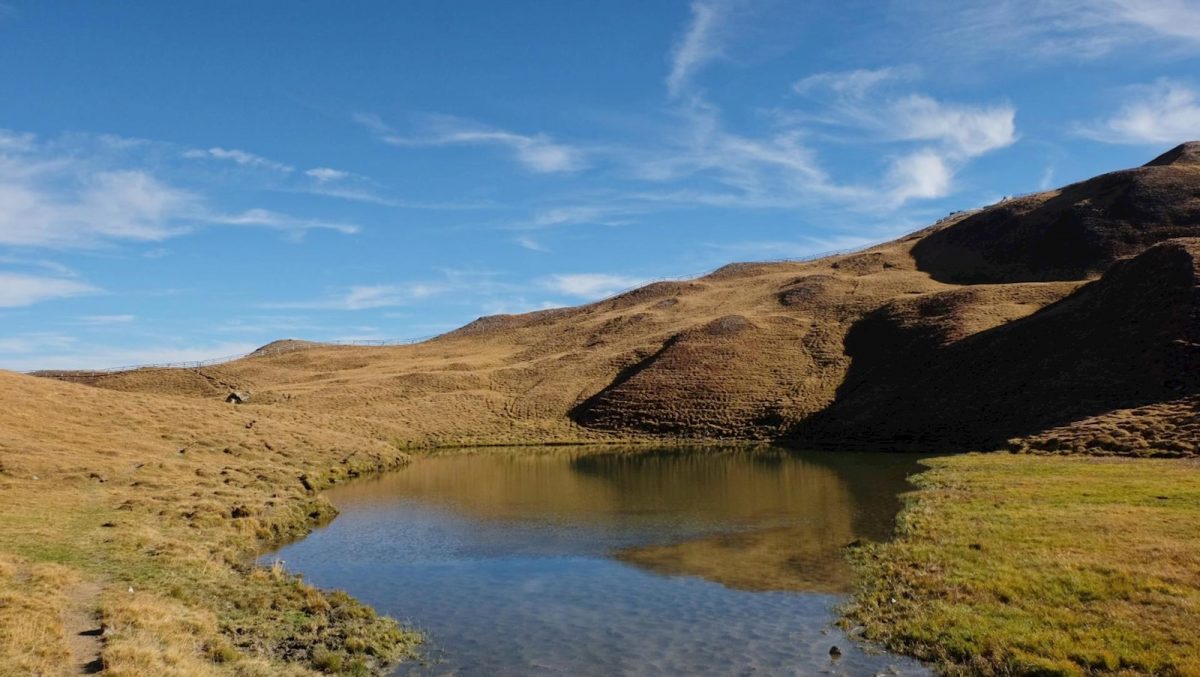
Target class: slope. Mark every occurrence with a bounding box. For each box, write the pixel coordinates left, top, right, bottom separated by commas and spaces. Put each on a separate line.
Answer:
32, 142, 1200, 454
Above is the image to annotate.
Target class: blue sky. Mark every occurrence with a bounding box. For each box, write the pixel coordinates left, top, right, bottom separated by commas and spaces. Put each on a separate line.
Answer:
2, 1, 1199, 370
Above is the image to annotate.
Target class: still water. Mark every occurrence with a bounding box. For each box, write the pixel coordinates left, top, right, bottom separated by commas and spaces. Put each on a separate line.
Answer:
270, 446, 932, 676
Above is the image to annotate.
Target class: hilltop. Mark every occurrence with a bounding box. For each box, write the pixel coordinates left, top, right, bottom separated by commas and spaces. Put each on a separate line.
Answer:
45, 142, 1200, 455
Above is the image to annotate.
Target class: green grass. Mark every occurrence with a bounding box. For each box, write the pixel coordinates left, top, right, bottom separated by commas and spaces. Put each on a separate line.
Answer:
844, 454, 1200, 676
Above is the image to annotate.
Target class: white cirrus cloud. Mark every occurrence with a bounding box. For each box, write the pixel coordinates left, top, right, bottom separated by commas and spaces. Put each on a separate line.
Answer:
515, 236, 550, 252
211, 208, 360, 235
667, 0, 739, 98
0, 272, 97, 307
892, 1, 1200, 62
182, 146, 294, 173
793, 66, 918, 99
78, 314, 136, 325
1080, 78, 1200, 144
265, 283, 447, 311
0, 169, 195, 247
360, 113, 585, 174
0, 129, 35, 151
0, 130, 362, 248
1109, 0, 1200, 42
541, 273, 648, 300
305, 167, 352, 182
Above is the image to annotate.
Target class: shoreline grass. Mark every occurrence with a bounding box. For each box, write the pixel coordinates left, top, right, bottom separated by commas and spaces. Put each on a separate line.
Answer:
843, 453, 1200, 676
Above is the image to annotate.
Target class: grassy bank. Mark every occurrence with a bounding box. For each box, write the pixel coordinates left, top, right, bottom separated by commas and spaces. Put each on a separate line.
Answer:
0, 371, 421, 675
845, 454, 1200, 675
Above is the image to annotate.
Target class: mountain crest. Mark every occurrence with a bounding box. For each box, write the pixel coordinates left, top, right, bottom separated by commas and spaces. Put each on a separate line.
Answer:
1145, 141, 1200, 167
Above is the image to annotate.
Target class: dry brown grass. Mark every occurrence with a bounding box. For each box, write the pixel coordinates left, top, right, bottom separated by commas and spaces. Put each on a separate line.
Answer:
0, 371, 419, 675
0, 554, 80, 676
1012, 396, 1199, 456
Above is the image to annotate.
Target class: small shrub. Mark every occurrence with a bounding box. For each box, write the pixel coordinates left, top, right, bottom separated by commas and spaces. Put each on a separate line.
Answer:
312, 646, 343, 673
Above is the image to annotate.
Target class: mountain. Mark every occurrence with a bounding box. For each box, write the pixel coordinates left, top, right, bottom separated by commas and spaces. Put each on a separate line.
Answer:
34, 142, 1200, 455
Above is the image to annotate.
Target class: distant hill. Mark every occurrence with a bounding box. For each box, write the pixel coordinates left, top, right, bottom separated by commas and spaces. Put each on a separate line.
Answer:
31, 142, 1200, 455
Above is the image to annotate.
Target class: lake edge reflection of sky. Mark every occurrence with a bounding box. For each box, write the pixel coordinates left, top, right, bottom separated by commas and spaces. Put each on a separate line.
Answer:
268, 446, 933, 676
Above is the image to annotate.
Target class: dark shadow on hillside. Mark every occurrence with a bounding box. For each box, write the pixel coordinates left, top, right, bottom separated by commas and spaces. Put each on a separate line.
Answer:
568, 335, 680, 428
788, 238, 1200, 452
912, 151, 1200, 284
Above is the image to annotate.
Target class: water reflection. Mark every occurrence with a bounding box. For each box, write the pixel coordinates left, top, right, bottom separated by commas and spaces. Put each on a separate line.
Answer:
273, 446, 929, 676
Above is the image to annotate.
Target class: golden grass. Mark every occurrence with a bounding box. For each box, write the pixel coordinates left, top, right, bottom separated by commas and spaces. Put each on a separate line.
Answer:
844, 453, 1200, 676
0, 371, 420, 675
0, 554, 80, 676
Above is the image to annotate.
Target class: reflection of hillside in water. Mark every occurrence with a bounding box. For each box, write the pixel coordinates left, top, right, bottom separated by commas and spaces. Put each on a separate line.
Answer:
325, 446, 921, 594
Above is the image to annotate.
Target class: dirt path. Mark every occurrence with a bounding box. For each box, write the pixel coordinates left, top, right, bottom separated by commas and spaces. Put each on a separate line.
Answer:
62, 581, 104, 674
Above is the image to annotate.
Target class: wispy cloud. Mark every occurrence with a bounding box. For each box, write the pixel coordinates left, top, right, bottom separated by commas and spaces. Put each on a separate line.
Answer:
793, 66, 918, 98
305, 167, 351, 182
265, 283, 447, 310
78, 314, 136, 325
215, 315, 321, 334
1079, 78, 1200, 144
704, 236, 878, 260
896, 0, 1200, 62
511, 204, 637, 230
0, 130, 362, 247
667, 0, 741, 98
541, 273, 647, 300
182, 146, 295, 173
479, 298, 563, 315
358, 113, 585, 173
783, 71, 1016, 205
0, 340, 260, 372
0, 255, 78, 277
1110, 0, 1200, 43
0, 167, 195, 247
625, 78, 1014, 210
0, 333, 77, 354
0, 272, 97, 307
0, 129, 34, 151
515, 236, 550, 252
210, 208, 360, 235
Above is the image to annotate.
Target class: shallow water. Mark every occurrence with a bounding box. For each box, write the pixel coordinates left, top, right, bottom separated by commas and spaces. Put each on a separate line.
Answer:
270, 446, 932, 676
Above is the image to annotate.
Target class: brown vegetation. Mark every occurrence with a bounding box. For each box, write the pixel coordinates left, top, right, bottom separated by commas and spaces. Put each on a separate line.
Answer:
0, 370, 419, 674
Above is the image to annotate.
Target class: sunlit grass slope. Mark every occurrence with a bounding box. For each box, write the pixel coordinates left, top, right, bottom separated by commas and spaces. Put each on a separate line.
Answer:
846, 454, 1200, 676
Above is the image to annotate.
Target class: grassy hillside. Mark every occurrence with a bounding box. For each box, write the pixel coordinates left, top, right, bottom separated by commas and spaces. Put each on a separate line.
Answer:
51, 144, 1200, 454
